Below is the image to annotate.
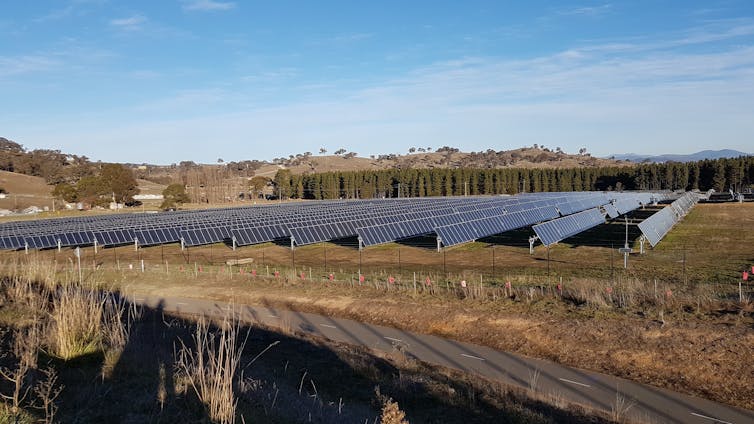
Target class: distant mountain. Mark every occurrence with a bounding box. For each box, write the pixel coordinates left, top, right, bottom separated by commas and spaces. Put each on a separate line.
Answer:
608, 149, 751, 163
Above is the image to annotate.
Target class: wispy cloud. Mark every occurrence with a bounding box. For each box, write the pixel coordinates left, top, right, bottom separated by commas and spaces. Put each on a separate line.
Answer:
0, 55, 59, 77
129, 70, 162, 79
110, 14, 147, 31
307, 32, 375, 49
553, 20, 754, 58
241, 68, 298, 83
10, 19, 754, 162
332, 33, 373, 42
0, 39, 115, 80
71, 32, 754, 162
34, 0, 106, 23
560, 4, 612, 17
182, 0, 236, 12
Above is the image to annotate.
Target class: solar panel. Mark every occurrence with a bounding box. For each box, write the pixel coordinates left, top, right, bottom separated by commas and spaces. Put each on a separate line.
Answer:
532, 208, 605, 246
57, 231, 94, 247
613, 197, 641, 215
435, 216, 512, 247
0, 191, 672, 252
638, 192, 699, 247
93, 229, 135, 247
231, 227, 268, 246
357, 217, 435, 246
180, 228, 226, 247
134, 227, 181, 246
603, 203, 620, 219
25, 234, 58, 249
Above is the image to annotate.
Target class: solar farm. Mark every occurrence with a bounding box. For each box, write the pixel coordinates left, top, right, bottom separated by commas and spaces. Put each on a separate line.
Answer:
0, 191, 699, 254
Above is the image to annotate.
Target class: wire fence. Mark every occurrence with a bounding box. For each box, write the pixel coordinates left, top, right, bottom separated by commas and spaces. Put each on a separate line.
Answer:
7, 234, 751, 308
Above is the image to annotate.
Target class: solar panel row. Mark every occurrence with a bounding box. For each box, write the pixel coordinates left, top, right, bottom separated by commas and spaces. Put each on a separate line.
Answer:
0, 191, 669, 251
532, 208, 606, 246
637, 192, 700, 247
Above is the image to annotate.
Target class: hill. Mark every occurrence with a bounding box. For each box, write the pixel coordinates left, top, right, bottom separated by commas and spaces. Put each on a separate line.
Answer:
231, 146, 625, 178
129, 146, 629, 203
0, 170, 54, 211
284, 147, 622, 174
609, 149, 750, 163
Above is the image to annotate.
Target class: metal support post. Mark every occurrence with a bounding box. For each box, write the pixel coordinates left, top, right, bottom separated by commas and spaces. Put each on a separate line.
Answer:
529, 236, 537, 255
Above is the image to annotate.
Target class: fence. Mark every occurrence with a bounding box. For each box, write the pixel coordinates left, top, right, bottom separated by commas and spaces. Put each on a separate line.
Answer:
5, 234, 751, 308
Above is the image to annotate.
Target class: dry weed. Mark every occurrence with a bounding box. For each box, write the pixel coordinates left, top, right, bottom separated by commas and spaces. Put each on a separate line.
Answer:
176, 314, 248, 424
0, 324, 41, 415
527, 368, 540, 395
49, 285, 104, 360
611, 389, 636, 423
32, 367, 63, 424
375, 386, 409, 424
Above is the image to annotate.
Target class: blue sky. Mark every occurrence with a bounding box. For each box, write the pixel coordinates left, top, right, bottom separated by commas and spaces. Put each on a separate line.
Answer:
1, 1, 753, 164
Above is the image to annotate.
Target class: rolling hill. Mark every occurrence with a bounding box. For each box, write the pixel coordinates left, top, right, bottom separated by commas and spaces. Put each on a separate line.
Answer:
0, 170, 54, 212
249, 147, 625, 177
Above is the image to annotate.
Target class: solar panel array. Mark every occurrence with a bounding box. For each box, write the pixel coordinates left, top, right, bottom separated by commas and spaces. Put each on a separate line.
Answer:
532, 208, 606, 246
638, 192, 700, 247
0, 191, 669, 251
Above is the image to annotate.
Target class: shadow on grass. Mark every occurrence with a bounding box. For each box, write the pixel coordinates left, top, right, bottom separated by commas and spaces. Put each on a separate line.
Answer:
0, 287, 615, 424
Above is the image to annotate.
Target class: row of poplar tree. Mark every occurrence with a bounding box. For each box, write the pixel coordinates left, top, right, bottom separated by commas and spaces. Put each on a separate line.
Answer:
272, 156, 754, 200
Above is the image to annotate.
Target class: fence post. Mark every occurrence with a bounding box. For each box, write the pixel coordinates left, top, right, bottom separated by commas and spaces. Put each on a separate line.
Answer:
740, 279, 744, 303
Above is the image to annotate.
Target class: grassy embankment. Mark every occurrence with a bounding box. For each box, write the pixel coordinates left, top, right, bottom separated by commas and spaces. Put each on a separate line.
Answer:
0, 256, 618, 423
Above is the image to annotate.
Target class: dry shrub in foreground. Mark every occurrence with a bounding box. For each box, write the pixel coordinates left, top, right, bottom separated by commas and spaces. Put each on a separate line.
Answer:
176, 314, 248, 424
49, 285, 129, 361
49, 286, 103, 360
375, 387, 409, 424
0, 324, 41, 415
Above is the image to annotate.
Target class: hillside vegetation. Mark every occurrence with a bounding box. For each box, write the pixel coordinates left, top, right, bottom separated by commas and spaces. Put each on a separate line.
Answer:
3, 136, 753, 209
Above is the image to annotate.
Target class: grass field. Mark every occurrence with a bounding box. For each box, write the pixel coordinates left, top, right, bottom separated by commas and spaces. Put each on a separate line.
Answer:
1, 202, 753, 413
0, 261, 611, 423
0, 170, 54, 211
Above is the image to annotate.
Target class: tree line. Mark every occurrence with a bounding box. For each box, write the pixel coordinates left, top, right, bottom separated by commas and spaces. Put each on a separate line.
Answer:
0, 137, 92, 185
273, 156, 754, 200
52, 163, 139, 207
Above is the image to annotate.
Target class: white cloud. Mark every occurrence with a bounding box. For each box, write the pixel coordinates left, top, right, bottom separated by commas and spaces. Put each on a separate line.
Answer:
110, 14, 147, 30
182, 0, 236, 12
560, 4, 612, 17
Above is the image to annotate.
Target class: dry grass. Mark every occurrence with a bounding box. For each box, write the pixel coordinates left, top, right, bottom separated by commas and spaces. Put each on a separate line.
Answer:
0, 256, 133, 364
0, 260, 616, 424
611, 389, 636, 423
175, 313, 247, 424
49, 286, 105, 360
15, 248, 749, 409
0, 170, 53, 211
528, 368, 541, 396
378, 394, 409, 424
